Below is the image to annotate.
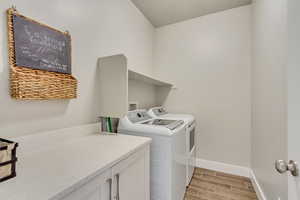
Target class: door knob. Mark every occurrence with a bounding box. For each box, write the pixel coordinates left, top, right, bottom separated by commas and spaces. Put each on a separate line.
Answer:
275, 160, 299, 177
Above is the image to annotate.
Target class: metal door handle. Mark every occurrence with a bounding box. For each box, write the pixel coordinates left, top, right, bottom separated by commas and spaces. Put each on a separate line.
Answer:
114, 174, 120, 200
107, 178, 112, 200
275, 160, 299, 176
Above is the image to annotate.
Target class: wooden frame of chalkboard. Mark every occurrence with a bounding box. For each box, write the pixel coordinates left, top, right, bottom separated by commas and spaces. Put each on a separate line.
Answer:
7, 8, 77, 100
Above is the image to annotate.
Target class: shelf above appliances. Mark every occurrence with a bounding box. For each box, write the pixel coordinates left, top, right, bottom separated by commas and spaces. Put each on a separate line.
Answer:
128, 69, 174, 88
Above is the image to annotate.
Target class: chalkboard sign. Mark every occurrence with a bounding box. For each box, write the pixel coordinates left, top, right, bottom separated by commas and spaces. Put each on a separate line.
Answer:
12, 14, 71, 74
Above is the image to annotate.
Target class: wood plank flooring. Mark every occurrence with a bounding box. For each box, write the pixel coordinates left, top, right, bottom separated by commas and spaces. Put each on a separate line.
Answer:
184, 168, 258, 200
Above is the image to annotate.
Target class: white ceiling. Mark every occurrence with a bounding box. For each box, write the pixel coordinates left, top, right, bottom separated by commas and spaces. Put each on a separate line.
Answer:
131, 0, 252, 27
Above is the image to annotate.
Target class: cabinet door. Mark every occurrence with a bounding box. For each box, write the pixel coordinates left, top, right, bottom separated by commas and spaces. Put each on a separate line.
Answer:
112, 146, 150, 200
61, 170, 112, 200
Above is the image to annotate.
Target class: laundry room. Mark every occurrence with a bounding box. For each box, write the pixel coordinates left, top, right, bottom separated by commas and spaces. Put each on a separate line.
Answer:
0, 0, 299, 200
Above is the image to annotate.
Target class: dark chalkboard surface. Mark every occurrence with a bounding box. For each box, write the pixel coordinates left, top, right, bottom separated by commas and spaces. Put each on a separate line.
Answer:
13, 14, 71, 74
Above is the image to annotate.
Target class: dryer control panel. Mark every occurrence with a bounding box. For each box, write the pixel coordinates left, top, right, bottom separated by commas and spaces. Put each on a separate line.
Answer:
152, 107, 168, 116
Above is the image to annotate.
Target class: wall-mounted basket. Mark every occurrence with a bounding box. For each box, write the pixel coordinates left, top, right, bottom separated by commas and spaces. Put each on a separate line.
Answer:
7, 8, 77, 100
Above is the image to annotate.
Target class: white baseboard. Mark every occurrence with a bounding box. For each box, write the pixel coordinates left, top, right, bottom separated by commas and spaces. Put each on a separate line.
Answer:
195, 158, 250, 177
249, 170, 267, 200
195, 158, 267, 200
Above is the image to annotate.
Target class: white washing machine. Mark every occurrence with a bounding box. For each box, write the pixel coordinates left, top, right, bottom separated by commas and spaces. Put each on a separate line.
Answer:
118, 110, 187, 200
148, 107, 196, 186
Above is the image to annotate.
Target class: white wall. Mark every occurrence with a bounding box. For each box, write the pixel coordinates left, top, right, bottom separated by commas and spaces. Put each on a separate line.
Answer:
288, 0, 300, 198
153, 6, 252, 167
251, 0, 288, 199
0, 0, 154, 138
128, 79, 158, 109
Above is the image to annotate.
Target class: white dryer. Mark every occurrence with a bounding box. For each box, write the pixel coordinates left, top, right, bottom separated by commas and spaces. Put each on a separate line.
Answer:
148, 107, 196, 185
118, 110, 187, 200
148, 107, 194, 124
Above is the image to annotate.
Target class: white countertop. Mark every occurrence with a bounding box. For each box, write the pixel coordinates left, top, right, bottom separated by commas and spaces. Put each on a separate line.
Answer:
0, 124, 151, 200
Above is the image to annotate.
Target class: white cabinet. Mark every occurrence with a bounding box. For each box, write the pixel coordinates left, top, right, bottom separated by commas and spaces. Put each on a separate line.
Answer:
111, 146, 150, 200
60, 146, 149, 200
61, 170, 111, 200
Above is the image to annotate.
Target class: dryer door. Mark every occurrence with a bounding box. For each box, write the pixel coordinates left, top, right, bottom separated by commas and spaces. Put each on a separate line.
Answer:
171, 128, 187, 200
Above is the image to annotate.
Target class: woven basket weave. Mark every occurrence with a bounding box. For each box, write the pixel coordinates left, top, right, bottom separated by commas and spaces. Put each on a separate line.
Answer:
0, 138, 18, 183
7, 8, 77, 100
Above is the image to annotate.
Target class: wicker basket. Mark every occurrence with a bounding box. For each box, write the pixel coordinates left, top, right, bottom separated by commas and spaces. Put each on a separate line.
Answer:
0, 138, 18, 183
7, 8, 77, 100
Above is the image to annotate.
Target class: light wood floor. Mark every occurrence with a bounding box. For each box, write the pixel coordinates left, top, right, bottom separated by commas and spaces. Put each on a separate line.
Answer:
184, 168, 258, 200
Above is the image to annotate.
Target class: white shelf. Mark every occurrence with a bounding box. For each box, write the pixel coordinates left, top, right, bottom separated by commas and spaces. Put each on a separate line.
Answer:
98, 54, 128, 118
128, 69, 174, 88
97, 54, 174, 118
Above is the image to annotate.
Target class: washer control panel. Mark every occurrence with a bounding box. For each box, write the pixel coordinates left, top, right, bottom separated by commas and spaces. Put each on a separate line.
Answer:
128, 110, 152, 123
